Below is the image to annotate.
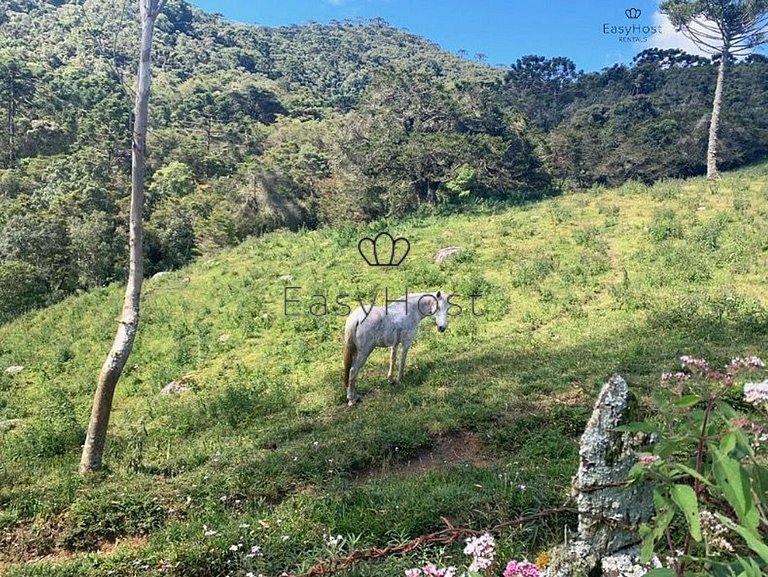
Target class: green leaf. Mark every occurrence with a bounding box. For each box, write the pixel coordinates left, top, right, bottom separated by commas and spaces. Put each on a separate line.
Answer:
670, 484, 701, 542
734, 555, 763, 577
643, 569, 675, 577
752, 465, 768, 513
671, 463, 712, 488
628, 461, 647, 481
639, 524, 655, 564
615, 421, 660, 434
653, 486, 672, 509
731, 428, 754, 459
720, 431, 737, 455
672, 394, 702, 408
716, 515, 768, 565
640, 491, 677, 563
712, 448, 759, 531
715, 401, 739, 419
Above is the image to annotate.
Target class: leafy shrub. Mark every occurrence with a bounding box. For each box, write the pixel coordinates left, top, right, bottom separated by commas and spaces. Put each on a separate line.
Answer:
2, 390, 84, 460
649, 179, 682, 200
0, 261, 47, 323
648, 209, 684, 242
512, 254, 557, 287
58, 490, 166, 550
627, 356, 768, 577
692, 213, 730, 251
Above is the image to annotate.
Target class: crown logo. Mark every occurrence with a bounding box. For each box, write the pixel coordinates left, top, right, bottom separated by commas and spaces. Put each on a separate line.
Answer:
625, 7, 641, 18
358, 232, 410, 267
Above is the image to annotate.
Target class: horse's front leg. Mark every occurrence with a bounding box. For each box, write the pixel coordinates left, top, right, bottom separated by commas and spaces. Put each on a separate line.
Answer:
387, 343, 399, 384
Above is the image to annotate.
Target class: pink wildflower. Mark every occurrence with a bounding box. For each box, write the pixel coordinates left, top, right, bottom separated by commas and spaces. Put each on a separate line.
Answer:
727, 356, 766, 373
638, 454, 660, 465
504, 560, 541, 577
680, 355, 709, 370
661, 372, 689, 383
464, 533, 496, 572
405, 565, 456, 577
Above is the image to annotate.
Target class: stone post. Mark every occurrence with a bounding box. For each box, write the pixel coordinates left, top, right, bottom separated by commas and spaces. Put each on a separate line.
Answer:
547, 375, 659, 577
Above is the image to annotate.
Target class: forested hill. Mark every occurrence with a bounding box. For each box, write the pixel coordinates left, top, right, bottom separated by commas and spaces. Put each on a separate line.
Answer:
0, 0, 496, 111
1, 0, 768, 324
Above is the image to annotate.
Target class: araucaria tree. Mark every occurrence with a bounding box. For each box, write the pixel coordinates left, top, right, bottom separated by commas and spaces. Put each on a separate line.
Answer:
80, 0, 164, 474
661, 0, 768, 181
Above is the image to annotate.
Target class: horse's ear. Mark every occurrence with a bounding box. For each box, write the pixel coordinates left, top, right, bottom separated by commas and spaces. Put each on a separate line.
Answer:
436, 290, 441, 299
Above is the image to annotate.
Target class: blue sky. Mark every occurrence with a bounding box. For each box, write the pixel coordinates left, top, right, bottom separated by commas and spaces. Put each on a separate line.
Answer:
190, 0, 702, 72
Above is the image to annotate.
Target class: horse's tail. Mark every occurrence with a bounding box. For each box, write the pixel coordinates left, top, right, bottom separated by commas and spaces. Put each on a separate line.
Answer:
343, 321, 358, 388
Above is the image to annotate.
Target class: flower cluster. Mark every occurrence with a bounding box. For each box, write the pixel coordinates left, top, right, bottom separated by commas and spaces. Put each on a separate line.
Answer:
324, 533, 344, 548
464, 533, 496, 573
503, 560, 541, 577
246, 544, 263, 559
727, 356, 765, 373
732, 417, 768, 447
404, 535, 541, 577
405, 564, 457, 577
680, 355, 709, 370
699, 510, 734, 554
637, 454, 660, 465
744, 381, 768, 407
660, 372, 689, 383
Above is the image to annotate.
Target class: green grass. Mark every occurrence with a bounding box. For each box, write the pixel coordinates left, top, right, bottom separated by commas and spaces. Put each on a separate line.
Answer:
1, 162, 768, 576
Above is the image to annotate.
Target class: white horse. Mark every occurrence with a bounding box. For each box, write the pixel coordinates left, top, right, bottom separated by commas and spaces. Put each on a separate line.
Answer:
342, 291, 449, 405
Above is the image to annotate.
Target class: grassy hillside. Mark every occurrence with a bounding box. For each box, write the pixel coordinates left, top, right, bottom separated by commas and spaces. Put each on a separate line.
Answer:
1, 163, 768, 576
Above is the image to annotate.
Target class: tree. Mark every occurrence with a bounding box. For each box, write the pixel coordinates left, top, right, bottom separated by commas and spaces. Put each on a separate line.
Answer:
661, 0, 768, 181
504, 55, 580, 131
80, 0, 164, 474
0, 57, 36, 167
0, 211, 75, 296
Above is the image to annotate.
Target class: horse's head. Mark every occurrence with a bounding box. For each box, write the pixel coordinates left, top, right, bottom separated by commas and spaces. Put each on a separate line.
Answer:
418, 291, 449, 333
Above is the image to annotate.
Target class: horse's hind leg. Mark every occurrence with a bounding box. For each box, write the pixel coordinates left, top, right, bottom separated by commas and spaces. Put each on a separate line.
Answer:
387, 344, 399, 384
347, 362, 361, 406
347, 345, 373, 406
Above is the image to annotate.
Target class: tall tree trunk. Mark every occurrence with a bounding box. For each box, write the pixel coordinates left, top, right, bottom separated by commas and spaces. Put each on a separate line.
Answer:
707, 49, 727, 181
80, 0, 162, 474
7, 69, 14, 167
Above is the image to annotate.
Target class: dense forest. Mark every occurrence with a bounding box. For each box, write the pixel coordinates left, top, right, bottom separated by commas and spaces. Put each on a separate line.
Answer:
1, 0, 767, 322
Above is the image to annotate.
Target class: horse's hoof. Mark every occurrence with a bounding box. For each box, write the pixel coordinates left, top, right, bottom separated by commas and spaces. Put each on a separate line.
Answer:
347, 397, 361, 407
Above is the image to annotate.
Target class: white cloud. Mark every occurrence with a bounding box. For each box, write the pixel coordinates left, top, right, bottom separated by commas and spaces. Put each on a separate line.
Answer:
649, 11, 711, 56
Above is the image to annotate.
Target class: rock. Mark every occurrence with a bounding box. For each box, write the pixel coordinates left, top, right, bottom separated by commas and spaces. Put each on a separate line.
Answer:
434, 246, 465, 264
546, 541, 598, 577
575, 375, 654, 554
601, 546, 662, 577
546, 375, 656, 577
278, 274, 293, 282
152, 271, 170, 280
0, 418, 23, 432
5, 365, 24, 376
160, 380, 191, 395
217, 334, 231, 343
